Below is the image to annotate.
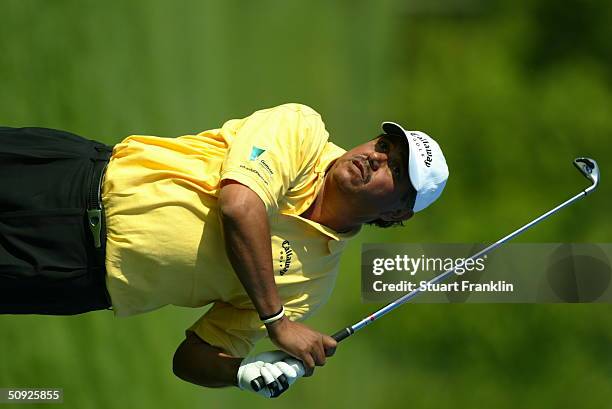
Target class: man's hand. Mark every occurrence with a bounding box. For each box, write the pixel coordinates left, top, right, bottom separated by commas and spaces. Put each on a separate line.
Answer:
266, 316, 337, 376
237, 350, 305, 398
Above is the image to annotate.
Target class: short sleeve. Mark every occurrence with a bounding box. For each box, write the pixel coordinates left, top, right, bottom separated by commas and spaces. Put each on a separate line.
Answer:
186, 300, 313, 357
220, 104, 328, 213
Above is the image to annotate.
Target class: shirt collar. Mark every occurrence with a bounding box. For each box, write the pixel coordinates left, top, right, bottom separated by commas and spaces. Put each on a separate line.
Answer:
315, 142, 345, 174
284, 141, 360, 244
285, 213, 362, 241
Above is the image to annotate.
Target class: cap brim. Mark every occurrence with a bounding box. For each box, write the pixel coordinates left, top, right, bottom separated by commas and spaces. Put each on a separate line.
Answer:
382, 121, 422, 211
382, 122, 449, 213
382, 122, 406, 137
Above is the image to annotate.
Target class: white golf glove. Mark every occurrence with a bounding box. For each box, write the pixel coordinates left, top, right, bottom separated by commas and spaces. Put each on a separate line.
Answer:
237, 350, 306, 398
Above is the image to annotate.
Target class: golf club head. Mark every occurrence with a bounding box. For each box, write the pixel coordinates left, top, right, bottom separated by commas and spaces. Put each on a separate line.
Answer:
573, 157, 599, 192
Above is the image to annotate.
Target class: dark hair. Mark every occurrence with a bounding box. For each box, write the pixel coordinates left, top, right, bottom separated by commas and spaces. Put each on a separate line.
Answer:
366, 218, 405, 229
365, 193, 413, 228
365, 133, 415, 229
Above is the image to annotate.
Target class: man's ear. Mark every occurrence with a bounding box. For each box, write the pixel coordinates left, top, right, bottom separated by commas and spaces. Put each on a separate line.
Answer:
380, 207, 414, 222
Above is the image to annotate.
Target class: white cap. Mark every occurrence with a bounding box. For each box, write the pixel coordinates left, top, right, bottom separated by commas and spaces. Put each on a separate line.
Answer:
382, 122, 449, 212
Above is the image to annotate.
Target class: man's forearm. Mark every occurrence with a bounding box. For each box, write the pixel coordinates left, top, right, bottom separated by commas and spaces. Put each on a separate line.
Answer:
173, 333, 242, 388
217, 182, 334, 373
218, 181, 282, 317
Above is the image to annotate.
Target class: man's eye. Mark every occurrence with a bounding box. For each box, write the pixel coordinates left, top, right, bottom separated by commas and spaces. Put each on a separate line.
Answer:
377, 140, 389, 151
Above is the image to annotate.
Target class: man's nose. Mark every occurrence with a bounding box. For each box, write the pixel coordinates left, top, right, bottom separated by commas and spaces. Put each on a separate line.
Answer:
369, 151, 388, 171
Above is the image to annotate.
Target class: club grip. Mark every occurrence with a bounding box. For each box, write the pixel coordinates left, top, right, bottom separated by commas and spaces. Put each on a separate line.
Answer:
251, 378, 264, 392
331, 327, 352, 342
251, 327, 353, 392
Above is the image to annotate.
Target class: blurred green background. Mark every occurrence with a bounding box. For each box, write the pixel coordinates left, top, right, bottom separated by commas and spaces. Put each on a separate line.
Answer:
1, 1, 611, 408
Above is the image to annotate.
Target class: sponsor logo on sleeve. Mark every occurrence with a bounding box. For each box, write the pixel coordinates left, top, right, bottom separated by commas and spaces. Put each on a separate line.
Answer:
249, 146, 266, 161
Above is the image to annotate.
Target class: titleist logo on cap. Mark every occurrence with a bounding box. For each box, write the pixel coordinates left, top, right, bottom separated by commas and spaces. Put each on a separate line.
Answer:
411, 132, 433, 168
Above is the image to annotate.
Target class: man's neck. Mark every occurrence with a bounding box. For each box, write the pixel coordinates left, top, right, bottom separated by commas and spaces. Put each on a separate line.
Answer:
300, 174, 359, 234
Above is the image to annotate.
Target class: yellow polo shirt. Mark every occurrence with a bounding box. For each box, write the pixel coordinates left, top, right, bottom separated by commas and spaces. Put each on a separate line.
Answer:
102, 103, 360, 357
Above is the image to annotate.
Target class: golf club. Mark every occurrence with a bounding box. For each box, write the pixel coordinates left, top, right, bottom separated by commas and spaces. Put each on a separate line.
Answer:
252, 157, 599, 392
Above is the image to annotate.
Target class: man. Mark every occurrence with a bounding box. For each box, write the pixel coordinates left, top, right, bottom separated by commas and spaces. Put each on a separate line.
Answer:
0, 103, 448, 398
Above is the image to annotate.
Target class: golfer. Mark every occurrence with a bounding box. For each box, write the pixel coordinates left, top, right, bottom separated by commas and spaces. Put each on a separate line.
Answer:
0, 103, 448, 397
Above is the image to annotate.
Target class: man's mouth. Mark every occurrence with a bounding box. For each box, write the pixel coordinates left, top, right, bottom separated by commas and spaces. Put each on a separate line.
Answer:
351, 159, 368, 182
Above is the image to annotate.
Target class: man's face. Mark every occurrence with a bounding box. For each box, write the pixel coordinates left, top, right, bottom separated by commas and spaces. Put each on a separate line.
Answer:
326, 133, 416, 223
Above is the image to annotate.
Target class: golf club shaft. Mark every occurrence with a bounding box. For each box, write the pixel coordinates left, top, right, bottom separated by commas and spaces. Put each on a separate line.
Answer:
331, 187, 593, 343
252, 158, 598, 392
252, 189, 590, 392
